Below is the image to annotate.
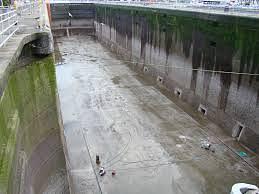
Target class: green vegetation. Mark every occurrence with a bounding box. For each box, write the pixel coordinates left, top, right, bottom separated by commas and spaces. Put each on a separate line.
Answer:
95, 5, 259, 75
0, 56, 58, 193
2, 0, 10, 6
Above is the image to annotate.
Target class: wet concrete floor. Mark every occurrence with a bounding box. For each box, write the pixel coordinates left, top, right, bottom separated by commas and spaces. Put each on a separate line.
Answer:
55, 35, 259, 194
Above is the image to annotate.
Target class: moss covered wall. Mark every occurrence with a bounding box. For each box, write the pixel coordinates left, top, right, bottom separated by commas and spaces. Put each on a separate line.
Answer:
0, 56, 66, 194
96, 5, 259, 80
95, 5, 259, 153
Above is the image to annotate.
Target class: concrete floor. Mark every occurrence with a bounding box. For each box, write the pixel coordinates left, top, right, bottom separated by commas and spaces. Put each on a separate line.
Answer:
55, 35, 259, 194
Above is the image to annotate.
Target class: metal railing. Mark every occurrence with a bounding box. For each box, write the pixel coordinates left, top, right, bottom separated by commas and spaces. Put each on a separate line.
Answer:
0, 9, 18, 48
0, 2, 36, 48
48, 0, 259, 21
17, 2, 34, 15
49, 0, 259, 10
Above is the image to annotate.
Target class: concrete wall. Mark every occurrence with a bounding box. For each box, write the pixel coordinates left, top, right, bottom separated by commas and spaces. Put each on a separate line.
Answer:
50, 3, 95, 36
94, 5, 259, 153
0, 32, 53, 98
0, 35, 68, 193
48, 2, 259, 154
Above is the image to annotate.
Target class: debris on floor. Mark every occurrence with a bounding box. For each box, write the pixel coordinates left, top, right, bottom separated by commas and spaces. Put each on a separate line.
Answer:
231, 183, 259, 194
201, 140, 215, 152
99, 167, 106, 176
96, 155, 100, 165
201, 140, 211, 150
238, 151, 248, 157
112, 170, 116, 176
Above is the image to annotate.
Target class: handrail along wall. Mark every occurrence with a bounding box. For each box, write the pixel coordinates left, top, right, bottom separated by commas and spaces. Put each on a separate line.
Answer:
0, 9, 18, 48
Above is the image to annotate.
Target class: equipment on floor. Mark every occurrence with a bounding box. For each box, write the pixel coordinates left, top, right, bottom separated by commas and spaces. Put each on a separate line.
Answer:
230, 183, 259, 194
96, 155, 100, 165
112, 170, 116, 176
99, 167, 105, 176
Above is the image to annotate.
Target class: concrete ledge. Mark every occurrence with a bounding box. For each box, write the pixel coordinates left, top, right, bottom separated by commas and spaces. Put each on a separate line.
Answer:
52, 27, 95, 37
0, 31, 53, 98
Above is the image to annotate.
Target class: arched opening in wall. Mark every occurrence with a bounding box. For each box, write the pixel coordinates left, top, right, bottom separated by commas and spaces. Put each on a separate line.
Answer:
18, 35, 52, 63
232, 123, 245, 140
18, 39, 49, 68
143, 66, 149, 73
157, 76, 163, 84
174, 88, 182, 98
198, 104, 207, 116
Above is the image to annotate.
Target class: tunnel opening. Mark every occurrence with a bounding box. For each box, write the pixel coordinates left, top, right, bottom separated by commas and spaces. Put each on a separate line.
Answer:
143, 66, 149, 72
174, 88, 182, 98
17, 39, 50, 68
198, 104, 207, 116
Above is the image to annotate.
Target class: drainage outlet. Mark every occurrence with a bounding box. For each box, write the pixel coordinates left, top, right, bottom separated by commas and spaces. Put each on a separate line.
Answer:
198, 104, 207, 116
143, 66, 149, 72
232, 123, 245, 141
157, 76, 163, 84
174, 88, 182, 98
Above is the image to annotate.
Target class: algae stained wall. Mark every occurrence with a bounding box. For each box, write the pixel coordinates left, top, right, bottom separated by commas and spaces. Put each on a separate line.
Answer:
95, 5, 259, 153
0, 56, 67, 194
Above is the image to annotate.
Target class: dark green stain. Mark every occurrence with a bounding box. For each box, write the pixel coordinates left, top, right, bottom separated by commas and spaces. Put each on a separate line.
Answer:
0, 56, 59, 193
95, 5, 259, 110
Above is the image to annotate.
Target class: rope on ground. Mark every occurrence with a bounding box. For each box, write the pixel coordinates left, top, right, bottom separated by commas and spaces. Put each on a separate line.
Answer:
105, 155, 204, 172
102, 131, 132, 169
82, 131, 103, 194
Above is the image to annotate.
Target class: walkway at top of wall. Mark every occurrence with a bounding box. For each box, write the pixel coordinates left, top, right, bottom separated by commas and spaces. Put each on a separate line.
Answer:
94, 3, 259, 26
50, 1, 259, 21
